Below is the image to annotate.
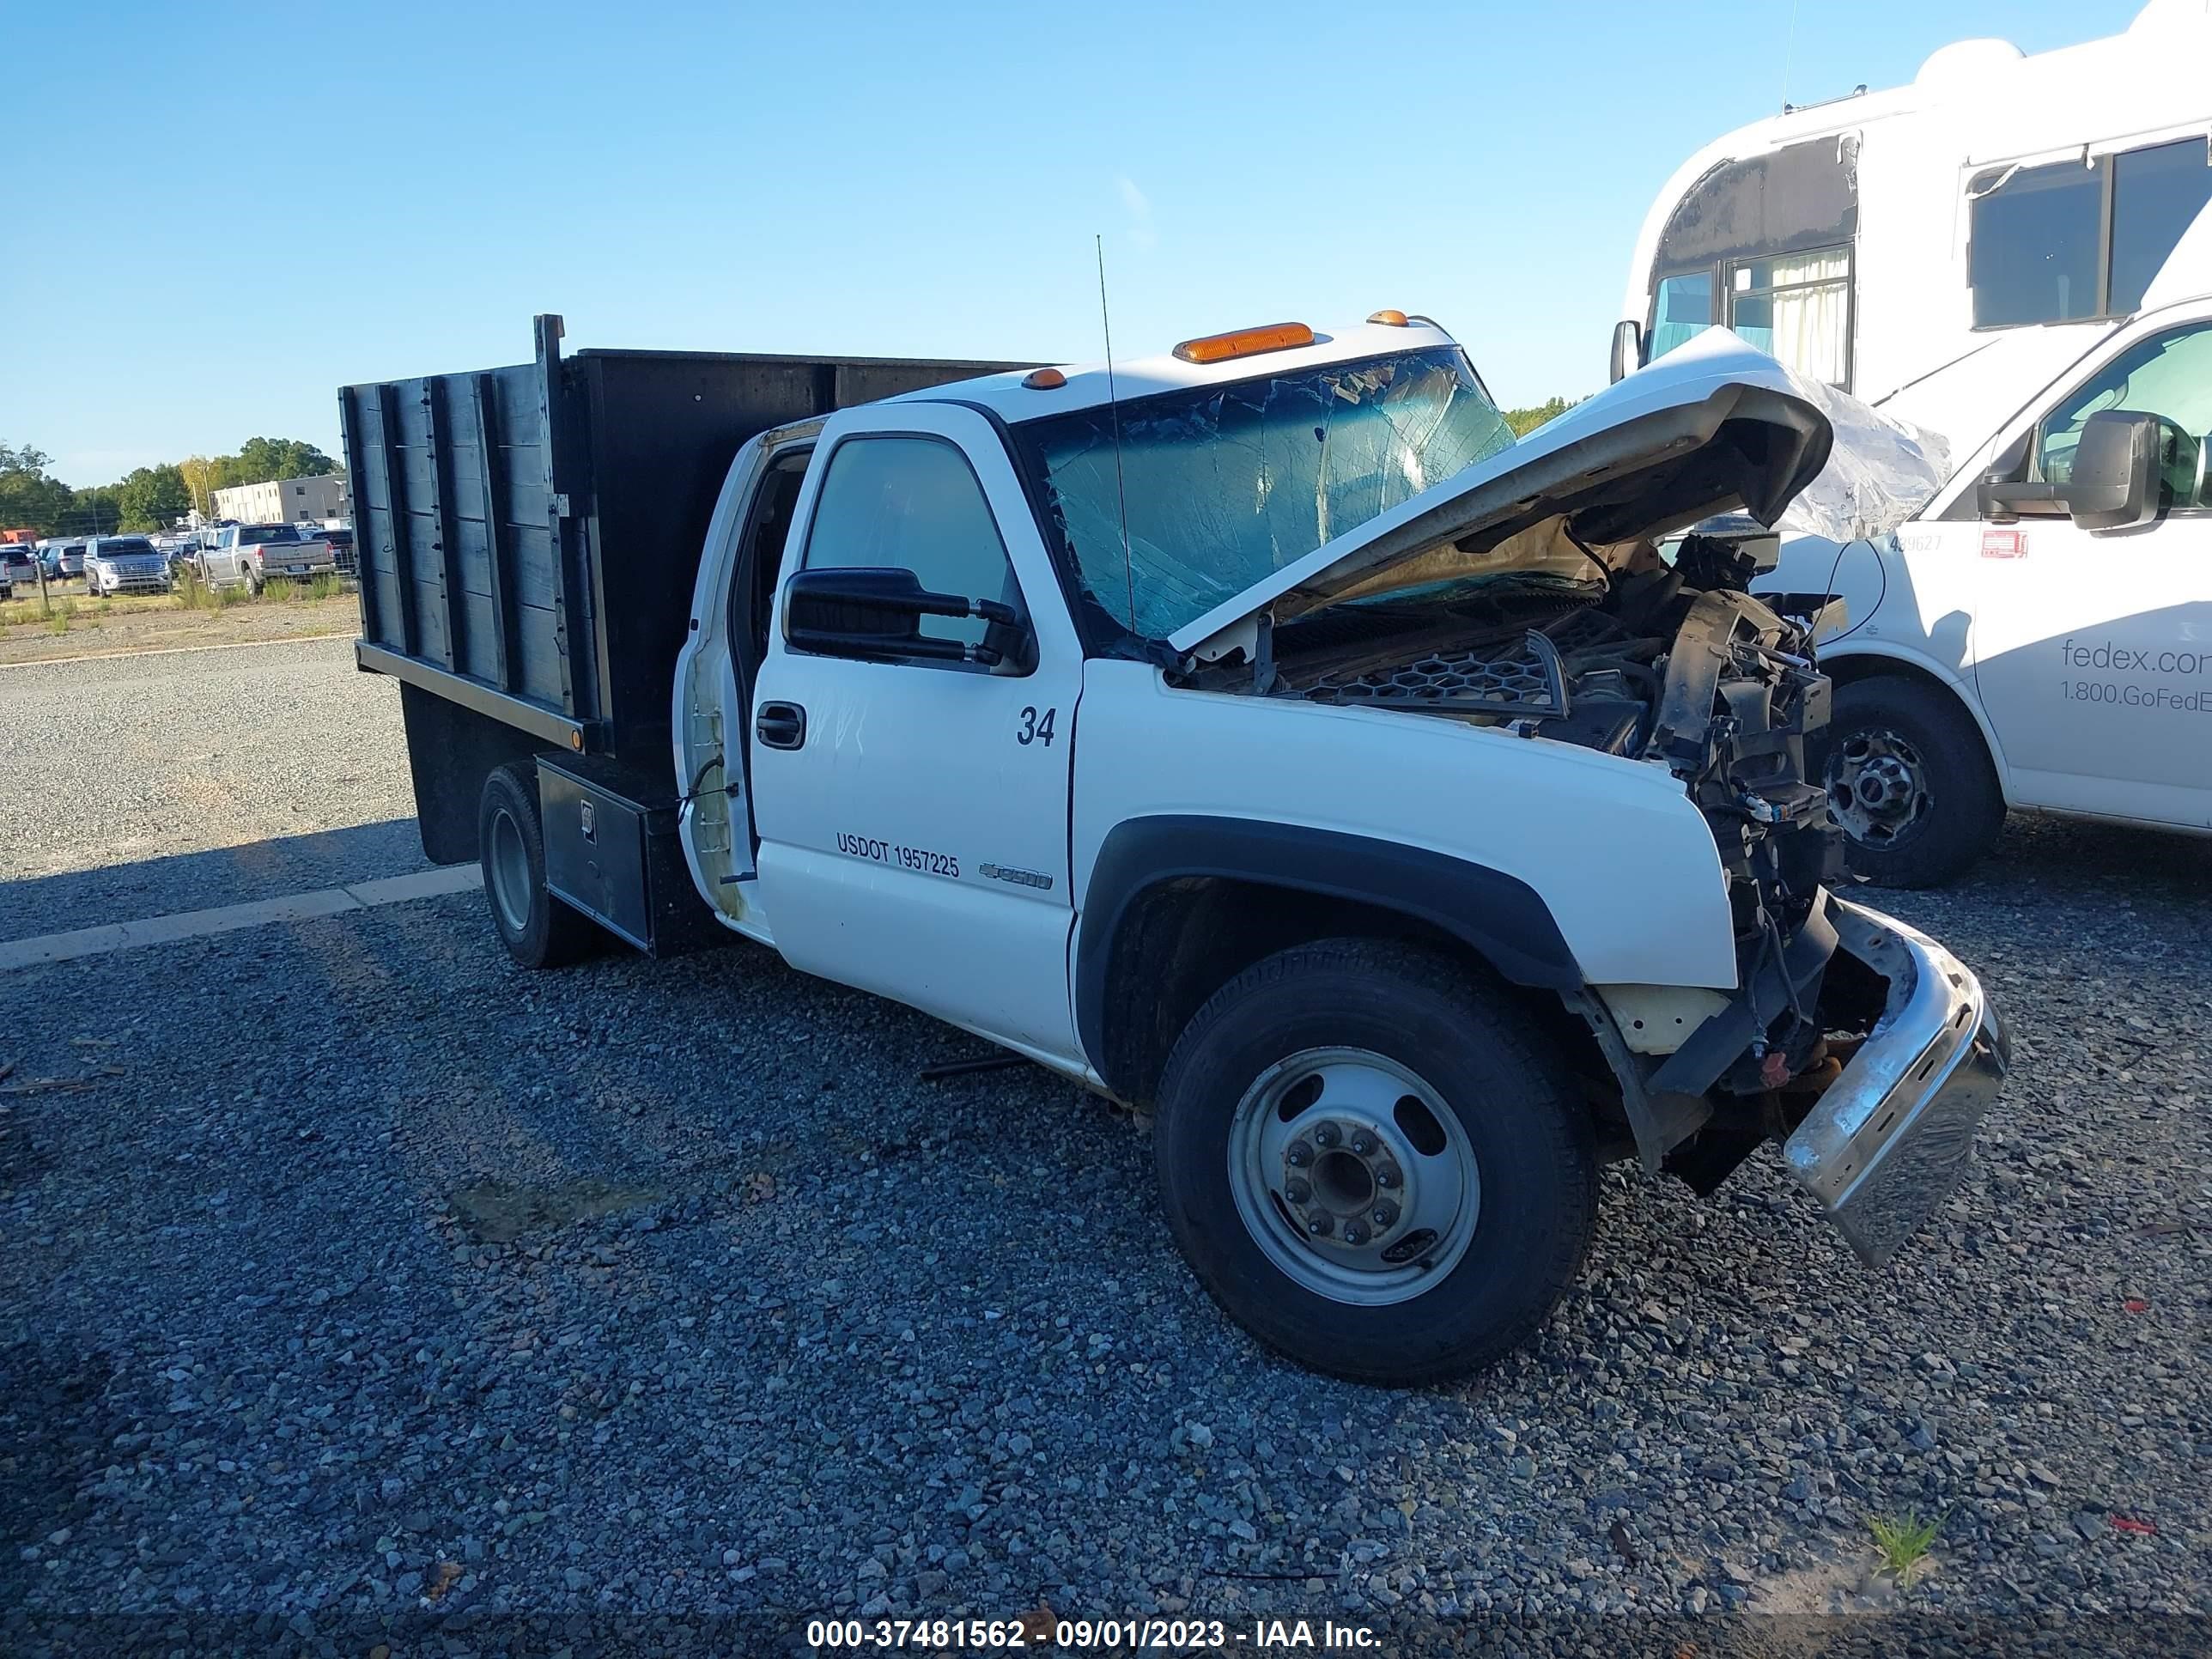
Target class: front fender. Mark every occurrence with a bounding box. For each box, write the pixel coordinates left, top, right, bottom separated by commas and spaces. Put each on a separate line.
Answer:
1071, 659, 1741, 991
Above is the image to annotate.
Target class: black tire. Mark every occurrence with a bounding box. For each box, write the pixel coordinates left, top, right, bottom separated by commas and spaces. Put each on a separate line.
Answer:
477, 762, 596, 969
1153, 939, 1596, 1386
1821, 676, 2003, 889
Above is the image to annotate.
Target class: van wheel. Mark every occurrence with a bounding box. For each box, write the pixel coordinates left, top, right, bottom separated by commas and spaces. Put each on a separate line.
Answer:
1153, 939, 1596, 1386
1821, 678, 2002, 889
477, 763, 595, 969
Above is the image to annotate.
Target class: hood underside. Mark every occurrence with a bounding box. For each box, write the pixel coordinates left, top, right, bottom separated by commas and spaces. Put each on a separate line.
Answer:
1169, 331, 1835, 655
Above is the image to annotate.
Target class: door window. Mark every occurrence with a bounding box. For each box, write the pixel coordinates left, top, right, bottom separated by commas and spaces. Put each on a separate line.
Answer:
1648, 272, 1714, 362
2036, 322, 2212, 509
799, 435, 1019, 653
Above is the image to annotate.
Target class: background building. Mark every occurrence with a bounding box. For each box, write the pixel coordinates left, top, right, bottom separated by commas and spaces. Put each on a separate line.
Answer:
212, 473, 350, 525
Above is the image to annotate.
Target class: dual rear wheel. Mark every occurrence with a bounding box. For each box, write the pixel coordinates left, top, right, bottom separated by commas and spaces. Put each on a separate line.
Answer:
477, 763, 597, 969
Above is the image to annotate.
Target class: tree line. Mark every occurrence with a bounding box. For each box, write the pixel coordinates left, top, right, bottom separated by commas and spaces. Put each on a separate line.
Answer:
0, 437, 338, 538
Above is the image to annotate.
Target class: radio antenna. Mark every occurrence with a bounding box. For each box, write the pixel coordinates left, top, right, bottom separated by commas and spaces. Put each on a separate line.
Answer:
1096, 234, 1138, 634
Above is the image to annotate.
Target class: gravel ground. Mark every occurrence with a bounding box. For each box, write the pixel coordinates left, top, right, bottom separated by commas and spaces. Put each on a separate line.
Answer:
0, 637, 422, 940
2, 769, 2206, 1653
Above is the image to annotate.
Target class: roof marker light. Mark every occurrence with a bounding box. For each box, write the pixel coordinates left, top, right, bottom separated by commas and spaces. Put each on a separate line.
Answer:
1171, 322, 1315, 365
1021, 367, 1067, 390
1367, 309, 1410, 325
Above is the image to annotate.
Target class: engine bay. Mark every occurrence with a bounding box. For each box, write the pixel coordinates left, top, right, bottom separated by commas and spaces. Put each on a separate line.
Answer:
1176, 532, 1852, 1103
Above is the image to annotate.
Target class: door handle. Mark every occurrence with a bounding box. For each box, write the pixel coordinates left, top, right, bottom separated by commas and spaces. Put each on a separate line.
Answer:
756, 701, 807, 750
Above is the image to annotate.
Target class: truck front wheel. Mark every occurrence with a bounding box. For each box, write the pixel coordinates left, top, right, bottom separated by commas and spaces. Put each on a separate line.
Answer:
1821, 677, 2003, 889
477, 763, 596, 969
1153, 939, 1596, 1386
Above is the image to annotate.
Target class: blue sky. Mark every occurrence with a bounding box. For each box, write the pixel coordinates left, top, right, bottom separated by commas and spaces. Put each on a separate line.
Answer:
3, 0, 2142, 485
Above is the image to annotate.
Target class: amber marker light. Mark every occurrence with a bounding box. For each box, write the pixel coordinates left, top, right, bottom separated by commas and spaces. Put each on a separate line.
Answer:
1020, 368, 1067, 390
1367, 309, 1410, 325
1170, 322, 1316, 365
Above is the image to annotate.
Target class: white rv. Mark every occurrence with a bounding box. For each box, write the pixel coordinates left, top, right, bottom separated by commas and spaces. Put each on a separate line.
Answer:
1613, 0, 2212, 423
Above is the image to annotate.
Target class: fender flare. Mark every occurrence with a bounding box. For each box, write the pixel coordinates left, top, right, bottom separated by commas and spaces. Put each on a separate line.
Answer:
1073, 815, 1583, 1084
1820, 641, 2014, 799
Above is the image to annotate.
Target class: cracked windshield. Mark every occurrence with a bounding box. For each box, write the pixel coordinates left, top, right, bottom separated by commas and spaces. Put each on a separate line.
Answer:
1014, 346, 1515, 639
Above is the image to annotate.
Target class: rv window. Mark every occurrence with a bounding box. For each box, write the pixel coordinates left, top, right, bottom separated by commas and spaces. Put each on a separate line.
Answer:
1648, 272, 1713, 362
2110, 140, 2212, 315
1727, 247, 1851, 386
1970, 161, 2104, 327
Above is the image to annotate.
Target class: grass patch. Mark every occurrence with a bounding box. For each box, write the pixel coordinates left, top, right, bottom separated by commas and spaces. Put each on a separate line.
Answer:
175, 571, 248, 611
268, 572, 345, 604
47, 598, 76, 635
1869, 1509, 1947, 1587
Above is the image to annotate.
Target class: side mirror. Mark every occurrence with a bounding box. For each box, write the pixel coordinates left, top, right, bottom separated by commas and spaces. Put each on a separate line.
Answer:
2059, 410, 2161, 532
1609, 319, 1644, 385
1978, 412, 2162, 532
783, 566, 1022, 666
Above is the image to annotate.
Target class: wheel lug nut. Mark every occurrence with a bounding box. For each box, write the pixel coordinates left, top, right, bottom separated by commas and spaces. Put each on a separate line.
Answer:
1312, 1123, 1341, 1149
1284, 1179, 1311, 1206
1370, 1203, 1398, 1229
1375, 1165, 1401, 1190
1342, 1222, 1370, 1246
1307, 1214, 1334, 1237
1350, 1132, 1376, 1156
1286, 1142, 1313, 1169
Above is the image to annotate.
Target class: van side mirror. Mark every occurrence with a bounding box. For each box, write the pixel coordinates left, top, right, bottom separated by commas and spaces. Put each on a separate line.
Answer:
2059, 410, 2161, 532
783, 566, 1022, 666
1976, 413, 2161, 532
1609, 319, 1644, 385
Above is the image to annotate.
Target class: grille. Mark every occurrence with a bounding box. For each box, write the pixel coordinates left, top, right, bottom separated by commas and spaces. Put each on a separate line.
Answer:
1297, 641, 1560, 708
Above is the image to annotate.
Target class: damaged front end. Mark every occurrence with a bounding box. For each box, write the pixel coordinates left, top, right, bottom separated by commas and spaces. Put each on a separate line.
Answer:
1064, 329, 2004, 1262
1187, 530, 2005, 1262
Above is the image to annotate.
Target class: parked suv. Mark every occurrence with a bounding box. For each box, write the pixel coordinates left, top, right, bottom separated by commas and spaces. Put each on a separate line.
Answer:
83, 536, 174, 597
0, 544, 37, 596
40, 541, 86, 581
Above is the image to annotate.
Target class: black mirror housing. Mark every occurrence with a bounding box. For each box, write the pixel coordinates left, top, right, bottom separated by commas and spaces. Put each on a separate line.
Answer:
783, 566, 1023, 666
1609, 319, 1644, 386
1975, 414, 2161, 531
2062, 410, 2161, 532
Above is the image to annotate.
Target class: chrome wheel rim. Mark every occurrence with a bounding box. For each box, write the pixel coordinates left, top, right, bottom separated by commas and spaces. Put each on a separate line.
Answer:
488, 809, 532, 935
1226, 1047, 1480, 1307
1827, 726, 1934, 848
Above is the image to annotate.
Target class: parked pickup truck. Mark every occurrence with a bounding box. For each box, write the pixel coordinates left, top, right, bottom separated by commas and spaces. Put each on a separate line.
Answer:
204, 522, 337, 592
352, 314, 2008, 1383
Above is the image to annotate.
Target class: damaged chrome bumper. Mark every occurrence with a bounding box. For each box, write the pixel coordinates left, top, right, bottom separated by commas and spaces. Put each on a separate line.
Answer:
1784, 896, 2009, 1266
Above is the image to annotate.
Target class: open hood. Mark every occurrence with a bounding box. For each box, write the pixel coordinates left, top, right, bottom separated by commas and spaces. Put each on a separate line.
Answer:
1168, 330, 1834, 655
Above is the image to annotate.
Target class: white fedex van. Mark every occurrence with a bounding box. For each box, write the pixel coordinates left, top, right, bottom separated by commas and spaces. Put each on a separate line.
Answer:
1762, 218, 2212, 884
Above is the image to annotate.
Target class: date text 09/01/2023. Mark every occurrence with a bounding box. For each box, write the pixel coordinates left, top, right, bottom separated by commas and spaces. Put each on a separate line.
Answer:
806, 1615, 1382, 1650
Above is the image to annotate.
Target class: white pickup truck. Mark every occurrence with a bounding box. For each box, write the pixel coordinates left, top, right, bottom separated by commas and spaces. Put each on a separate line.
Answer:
1764, 250, 2212, 885
203, 522, 338, 593
353, 316, 2007, 1384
